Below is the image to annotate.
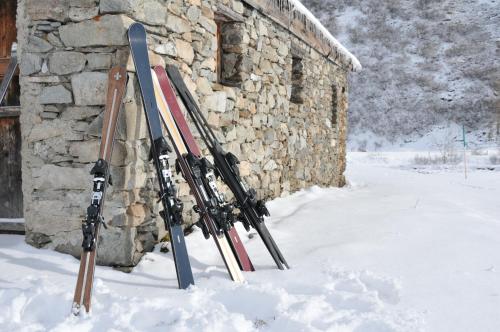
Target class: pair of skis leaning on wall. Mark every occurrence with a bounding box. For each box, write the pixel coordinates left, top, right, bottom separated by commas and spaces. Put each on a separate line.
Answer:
72, 23, 288, 316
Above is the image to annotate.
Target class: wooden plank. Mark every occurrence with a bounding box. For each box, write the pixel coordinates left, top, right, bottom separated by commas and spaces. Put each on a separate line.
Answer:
0, 0, 17, 60
291, 42, 306, 58
0, 106, 20, 112
262, 0, 290, 25
0, 60, 10, 77
239, 0, 262, 11
0, 221, 25, 235
0, 0, 22, 219
0, 106, 20, 117
0, 0, 19, 104
216, 3, 246, 22
0, 117, 23, 218
0, 111, 20, 118
0, 61, 19, 79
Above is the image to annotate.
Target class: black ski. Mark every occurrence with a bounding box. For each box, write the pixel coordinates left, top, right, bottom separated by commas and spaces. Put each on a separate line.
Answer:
166, 65, 289, 270
128, 23, 194, 289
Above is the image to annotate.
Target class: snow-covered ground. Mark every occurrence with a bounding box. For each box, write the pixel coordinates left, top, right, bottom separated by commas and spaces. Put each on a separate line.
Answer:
0, 218, 24, 223
1, 152, 499, 331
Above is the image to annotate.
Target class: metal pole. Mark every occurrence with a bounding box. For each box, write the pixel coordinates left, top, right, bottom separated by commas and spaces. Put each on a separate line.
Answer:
463, 125, 467, 180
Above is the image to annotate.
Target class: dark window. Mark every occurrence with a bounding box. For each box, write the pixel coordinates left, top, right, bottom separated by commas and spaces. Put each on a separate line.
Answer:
0, 0, 23, 218
290, 56, 304, 104
216, 20, 223, 84
215, 6, 245, 87
0, 0, 19, 107
332, 85, 341, 127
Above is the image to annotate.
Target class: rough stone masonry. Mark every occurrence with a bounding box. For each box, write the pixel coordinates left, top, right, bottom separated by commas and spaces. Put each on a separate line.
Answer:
16, 0, 356, 266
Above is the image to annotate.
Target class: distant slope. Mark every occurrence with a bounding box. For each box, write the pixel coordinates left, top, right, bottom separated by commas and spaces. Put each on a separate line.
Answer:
302, 0, 499, 143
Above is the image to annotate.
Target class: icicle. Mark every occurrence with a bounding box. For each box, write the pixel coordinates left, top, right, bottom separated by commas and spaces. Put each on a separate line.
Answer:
257, 0, 362, 71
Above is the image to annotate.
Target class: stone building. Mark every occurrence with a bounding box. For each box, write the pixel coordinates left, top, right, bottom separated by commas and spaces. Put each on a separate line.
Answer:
1, 0, 359, 266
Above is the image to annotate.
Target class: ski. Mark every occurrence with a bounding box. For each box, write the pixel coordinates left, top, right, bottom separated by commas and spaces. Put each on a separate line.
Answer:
72, 66, 127, 315
166, 65, 289, 270
128, 23, 195, 289
154, 66, 254, 272
151, 68, 245, 281
0, 42, 18, 105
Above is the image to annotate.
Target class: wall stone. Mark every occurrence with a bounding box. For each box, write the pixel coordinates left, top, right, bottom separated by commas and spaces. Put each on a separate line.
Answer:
71, 72, 108, 105
48, 51, 86, 75
59, 15, 133, 47
17, 0, 351, 267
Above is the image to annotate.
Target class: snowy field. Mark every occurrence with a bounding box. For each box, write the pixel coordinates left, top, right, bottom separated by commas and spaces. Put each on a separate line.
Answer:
1, 152, 499, 331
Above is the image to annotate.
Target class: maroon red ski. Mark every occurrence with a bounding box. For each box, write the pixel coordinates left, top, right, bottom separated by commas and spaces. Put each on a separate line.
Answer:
154, 66, 254, 272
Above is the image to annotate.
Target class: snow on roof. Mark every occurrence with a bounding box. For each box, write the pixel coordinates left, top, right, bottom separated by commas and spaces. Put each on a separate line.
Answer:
290, 0, 361, 71
242, 0, 361, 71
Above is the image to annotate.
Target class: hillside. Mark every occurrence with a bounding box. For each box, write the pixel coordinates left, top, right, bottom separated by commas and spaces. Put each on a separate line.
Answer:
302, 0, 499, 146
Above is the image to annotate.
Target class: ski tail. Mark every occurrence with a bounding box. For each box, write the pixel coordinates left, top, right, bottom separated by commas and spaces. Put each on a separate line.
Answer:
72, 66, 127, 315
169, 224, 195, 289
255, 221, 289, 270
128, 22, 194, 289
166, 65, 289, 270
154, 66, 254, 272
226, 228, 254, 271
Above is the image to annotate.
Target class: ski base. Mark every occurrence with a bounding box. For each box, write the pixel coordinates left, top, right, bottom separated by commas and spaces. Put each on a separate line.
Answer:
169, 224, 195, 288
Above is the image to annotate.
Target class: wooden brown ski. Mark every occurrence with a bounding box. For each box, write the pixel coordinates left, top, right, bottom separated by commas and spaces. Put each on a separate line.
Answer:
72, 66, 127, 315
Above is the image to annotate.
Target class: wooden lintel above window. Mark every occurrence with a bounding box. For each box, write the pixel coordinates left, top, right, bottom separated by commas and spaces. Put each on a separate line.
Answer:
290, 43, 306, 59
215, 3, 245, 22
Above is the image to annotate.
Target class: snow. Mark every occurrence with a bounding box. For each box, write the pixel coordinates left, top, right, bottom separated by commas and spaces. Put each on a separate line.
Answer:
1, 152, 500, 331
291, 0, 362, 71
0, 218, 24, 223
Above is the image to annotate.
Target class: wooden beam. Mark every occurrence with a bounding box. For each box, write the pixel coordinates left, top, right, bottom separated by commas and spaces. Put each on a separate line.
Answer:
216, 3, 245, 22
0, 106, 20, 118
0, 221, 25, 235
291, 43, 306, 58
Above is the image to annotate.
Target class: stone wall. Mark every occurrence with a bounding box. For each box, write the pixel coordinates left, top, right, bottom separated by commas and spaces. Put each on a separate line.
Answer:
17, 0, 350, 267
